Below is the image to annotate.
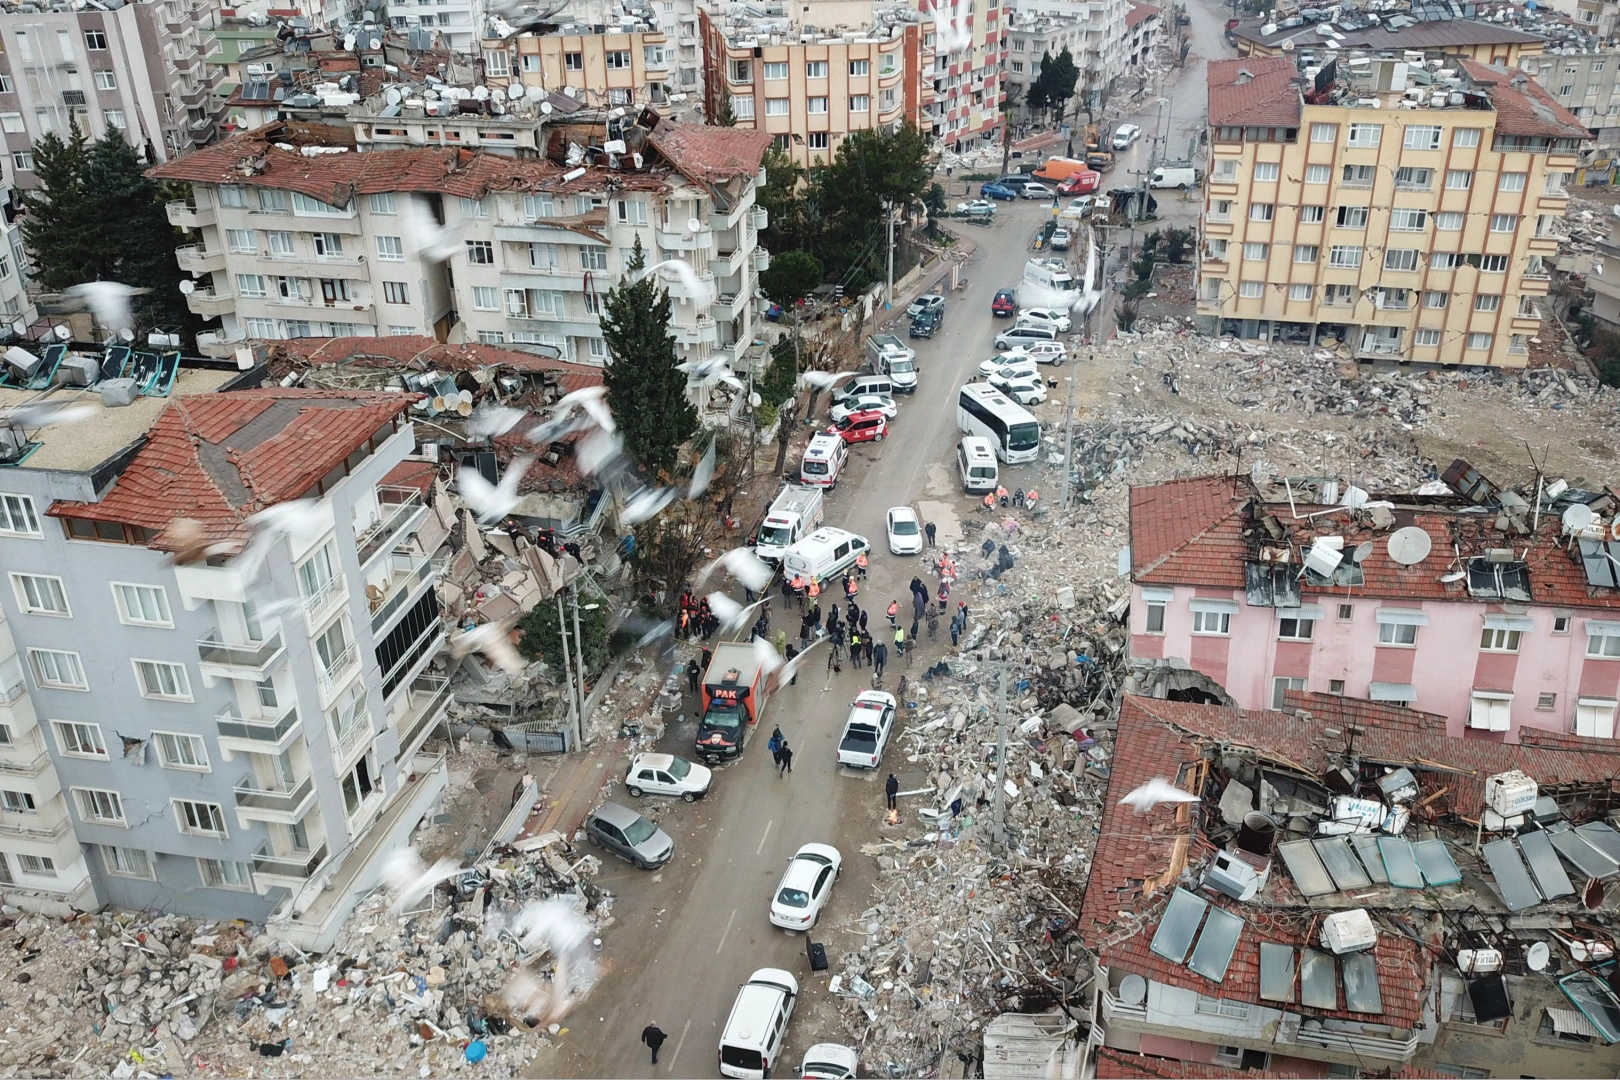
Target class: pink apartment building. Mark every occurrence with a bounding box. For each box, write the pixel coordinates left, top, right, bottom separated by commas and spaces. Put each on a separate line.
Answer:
1127, 472, 1620, 743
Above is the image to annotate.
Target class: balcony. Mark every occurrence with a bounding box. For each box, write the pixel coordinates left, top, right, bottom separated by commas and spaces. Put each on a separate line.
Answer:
711, 292, 750, 320
753, 248, 771, 273
355, 486, 426, 567
176, 244, 226, 274
656, 223, 714, 253
253, 842, 329, 880
301, 574, 346, 623
186, 286, 234, 318
197, 629, 285, 682
382, 618, 446, 698
658, 263, 715, 301
215, 703, 301, 756
0, 751, 50, 778
670, 317, 720, 346
393, 673, 452, 762
234, 772, 315, 824
369, 554, 436, 634
194, 329, 242, 358
330, 706, 372, 760
167, 200, 215, 228
0, 817, 70, 841
316, 642, 359, 699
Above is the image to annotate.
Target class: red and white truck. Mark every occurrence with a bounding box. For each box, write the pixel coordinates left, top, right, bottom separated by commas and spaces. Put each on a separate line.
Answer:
695, 643, 780, 763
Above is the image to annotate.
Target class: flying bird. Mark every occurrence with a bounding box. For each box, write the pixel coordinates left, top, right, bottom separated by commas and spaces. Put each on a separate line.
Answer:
230, 500, 331, 582
380, 848, 464, 913
621, 485, 676, 526
458, 455, 534, 523
552, 385, 616, 433
1118, 777, 1200, 813
687, 437, 717, 499
496, 896, 599, 1025
0, 402, 96, 430
707, 591, 768, 636
162, 517, 235, 566
64, 282, 147, 333
930, 0, 974, 54
692, 546, 774, 593
465, 403, 526, 440
449, 617, 527, 675
796, 370, 844, 392
574, 427, 623, 477
636, 258, 714, 312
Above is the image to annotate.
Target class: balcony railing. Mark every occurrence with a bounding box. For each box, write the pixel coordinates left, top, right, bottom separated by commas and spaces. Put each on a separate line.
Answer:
382, 619, 445, 698
370, 555, 435, 633
316, 642, 358, 697
234, 772, 314, 816
0, 751, 50, 777
301, 574, 344, 620
215, 703, 300, 746
0, 677, 25, 705
0, 817, 69, 840
355, 487, 425, 566
197, 629, 284, 676
331, 708, 372, 756
253, 842, 329, 879
394, 674, 452, 761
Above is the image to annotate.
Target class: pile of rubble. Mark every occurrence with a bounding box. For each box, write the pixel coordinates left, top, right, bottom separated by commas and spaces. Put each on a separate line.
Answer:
0, 836, 610, 1078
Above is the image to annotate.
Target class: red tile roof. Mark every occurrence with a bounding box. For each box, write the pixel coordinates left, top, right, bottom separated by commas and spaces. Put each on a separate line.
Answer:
1456, 59, 1591, 140
645, 122, 775, 185
1129, 473, 1620, 611
1126, 2, 1161, 29
51, 389, 414, 554
269, 335, 603, 395
1207, 57, 1301, 129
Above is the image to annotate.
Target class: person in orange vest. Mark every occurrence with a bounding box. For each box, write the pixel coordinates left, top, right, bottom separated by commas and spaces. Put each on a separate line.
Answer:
790, 574, 806, 610
1026, 488, 1040, 511
996, 485, 1009, 508
807, 576, 821, 601
983, 492, 995, 511
886, 599, 900, 627
855, 550, 868, 580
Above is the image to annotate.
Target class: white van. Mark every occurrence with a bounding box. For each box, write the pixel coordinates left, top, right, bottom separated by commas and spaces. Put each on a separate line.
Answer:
957, 436, 999, 493
782, 526, 871, 583
799, 433, 848, 489
831, 373, 894, 405
719, 968, 799, 1078
1151, 165, 1198, 189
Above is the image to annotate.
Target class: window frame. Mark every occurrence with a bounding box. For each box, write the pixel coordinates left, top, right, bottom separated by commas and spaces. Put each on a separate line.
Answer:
30, 648, 87, 690
1191, 608, 1232, 636
10, 572, 68, 617
101, 845, 153, 879
154, 730, 210, 771
199, 857, 253, 890
111, 582, 172, 627
1277, 616, 1315, 641
1479, 626, 1521, 652
0, 493, 41, 536
133, 659, 192, 702
73, 786, 126, 825
52, 718, 106, 759
1377, 621, 1418, 647
172, 798, 228, 838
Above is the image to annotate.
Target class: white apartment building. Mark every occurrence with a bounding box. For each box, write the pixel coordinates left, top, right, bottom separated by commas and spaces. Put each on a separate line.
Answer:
0, 0, 227, 189
150, 119, 774, 371
1008, 0, 1130, 113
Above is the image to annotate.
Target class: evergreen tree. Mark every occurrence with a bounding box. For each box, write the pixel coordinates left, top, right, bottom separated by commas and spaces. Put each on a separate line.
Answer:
1045, 48, 1081, 122
84, 135, 193, 332
715, 94, 737, 126
20, 120, 96, 291
600, 238, 697, 477
1026, 54, 1054, 118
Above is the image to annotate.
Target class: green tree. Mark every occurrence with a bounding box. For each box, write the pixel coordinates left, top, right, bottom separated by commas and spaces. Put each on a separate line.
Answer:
516, 598, 610, 674
600, 238, 697, 476
760, 334, 802, 408
86, 136, 193, 331
759, 249, 823, 311
20, 121, 97, 291
715, 94, 737, 127
1026, 54, 1054, 119
1045, 48, 1081, 122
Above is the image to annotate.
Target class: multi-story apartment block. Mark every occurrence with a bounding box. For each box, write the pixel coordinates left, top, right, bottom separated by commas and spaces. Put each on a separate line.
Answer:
385, 0, 481, 52
0, 370, 451, 940
0, 0, 228, 188
1008, 0, 1129, 115
482, 26, 678, 111
1197, 55, 1584, 369
1521, 47, 1620, 184
1587, 225, 1620, 326
1123, 1, 1157, 69
1544, 0, 1619, 37
0, 189, 35, 328
150, 119, 773, 369
925, 0, 1007, 155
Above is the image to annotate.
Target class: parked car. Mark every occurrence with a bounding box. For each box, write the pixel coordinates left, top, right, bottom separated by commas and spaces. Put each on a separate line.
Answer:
1060, 195, 1095, 220
907, 294, 946, 319
1018, 306, 1073, 333
1049, 227, 1073, 251
829, 393, 897, 424
1021, 340, 1070, 365
991, 288, 1019, 317
995, 324, 1058, 350
955, 199, 996, 217
837, 690, 897, 768
994, 174, 1037, 192
827, 410, 889, 444
886, 505, 923, 555
980, 182, 1018, 200
909, 308, 942, 339
1112, 123, 1141, 150
1019, 181, 1054, 200
768, 843, 843, 929
624, 753, 712, 802
979, 351, 1041, 380
719, 969, 799, 1078
801, 1044, 860, 1080
997, 374, 1049, 405
585, 802, 674, 869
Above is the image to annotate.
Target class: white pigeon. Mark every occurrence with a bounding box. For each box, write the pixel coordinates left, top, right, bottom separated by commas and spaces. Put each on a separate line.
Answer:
230, 499, 331, 582
465, 403, 526, 440
495, 896, 599, 1025
676, 356, 734, 380
930, 0, 974, 54
796, 370, 844, 391
449, 617, 527, 675
65, 282, 146, 333
753, 636, 784, 673
458, 455, 534, 523
0, 401, 96, 430
621, 485, 676, 526
162, 517, 235, 566
636, 258, 715, 312
687, 437, 717, 499
552, 385, 616, 433
524, 410, 593, 447
380, 847, 464, 913
574, 427, 623, 477
1073, 229, 1104, 318
693, 546, 774, 593
707, 591, 767, 636
1118, 777, 1200, 813
401, 196, 463, 262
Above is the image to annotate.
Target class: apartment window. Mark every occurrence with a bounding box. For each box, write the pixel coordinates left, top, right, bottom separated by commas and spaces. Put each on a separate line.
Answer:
1336, 603, 1354, 621
482, 50, 509, 77
75, 788, 124, 824
1453, 128, 1481, 148
224, 228, 256, 254
135, 660, 191, 701
466, 286, 497, 311
1300, 205, 1324, 224
1575, 696, 1619, 738
246, 319, 278, 338
258, 189, 290, 213
52, 719, 104, 757
727, 58, 751, 83
1535, 692, 1558, 711
1249, 203, 1274, 222
389, 325, 415, 336
806, 61, 827, 78
1480, 626, 1521, 652
174, 799, 227, 838
1329, 680, 1346, 694
615, 199, 648, 225
266, 231, 294, 256
1553, 615, 1572, 635
1499, 172, 1527, 192
1324, 284, 1354, 305
1303, 164, 1330, 184
580, 247, 608, 271
1384, 249, 1419, 272
1469, 690, 1512, 732
1272, 676, 1307, 709
1489, 214, 1519, 233
849, 59, 869, 75
1328, 246, 1362, 269
1415, 328, 1442, 347
1403, 124, 1442, 150
803, 96, 827, 114
1346, 123, 1381, 148
17, 855, 53, 877
1239, 281, 1263, 298
1480, 254, 1509, 272
1310, 122, 1338, 142
1289, 284, 1314, 301
1509, 334, 1530, 354
83, 29, 107, 50
807, 132, 829, 150
1278, 615, 1315, 640
1191, 608, 1232, 635
1431, 252, 1461, 271
1588, 627, 1620, 657
102, 846, 152, 879
369, 192, 395, 214
762, 61, 788, 80
274, 276, 307, 302
1207, 240, 1228, 261
31, 649, 86, 690
199, 858, 252, 889
459, 196, 488, 219
1208, 199, 1233, 222
1, 790, 33, 814
1475, 294, 1502, 312
1195, 995, 1250, 1019
342, 752, 381, 816
477, 331, 506, 345
1378, 621, 1418, 646
1389, 208, 1427, 232
1253, 162, 1279, 181
1212, 159, 1238, 180
730, 95, 754, 119
460, 240, 494, 266
1242, 242, 1268, 260
1467, 332, 1494, 350
383, 281, 409, 305
11, 573, 67, 616
1435, 211, 1463, 231
849, 94, 869, 112
12, 152, 34, 172
1335, 205, 1368, 228
566, 52, 584, 71
1143, 594, 1168, 633
376, 236, 404, 261
765, 98, 790, 116
0, 114, 20, 135
1395, 166, 1433, 190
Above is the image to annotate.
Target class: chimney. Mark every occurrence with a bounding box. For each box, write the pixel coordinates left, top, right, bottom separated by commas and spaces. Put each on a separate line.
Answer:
1234, 67, 1254, 84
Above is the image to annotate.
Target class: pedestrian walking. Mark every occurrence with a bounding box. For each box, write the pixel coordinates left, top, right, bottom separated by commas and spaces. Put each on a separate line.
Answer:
768, 727, 783, 762
856, 550, 868, 580
873, 641, 888, 678
925, 521, 937, 547
849, 629, 863, 668
780, 577, 794, 608
912, 591, 927, 626
785, 643, 799, 684
887, 599, 900, 627
950, 617, 961, 647
685, 657, 700, 694
641, 1024, 667, 1065
778, 741, 794, 776
885, 772, 900, 811
774, 629, 787, 657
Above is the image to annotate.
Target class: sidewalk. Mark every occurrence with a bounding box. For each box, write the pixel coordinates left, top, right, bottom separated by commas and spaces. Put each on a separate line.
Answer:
518, 735, 627, 840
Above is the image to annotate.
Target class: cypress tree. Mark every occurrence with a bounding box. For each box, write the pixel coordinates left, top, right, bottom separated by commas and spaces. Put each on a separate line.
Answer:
600, 238, 697, 477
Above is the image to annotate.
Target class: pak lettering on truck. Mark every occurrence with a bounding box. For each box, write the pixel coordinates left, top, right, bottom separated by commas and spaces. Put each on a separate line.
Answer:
696, 643, 778, 763
753, 484, 825, 563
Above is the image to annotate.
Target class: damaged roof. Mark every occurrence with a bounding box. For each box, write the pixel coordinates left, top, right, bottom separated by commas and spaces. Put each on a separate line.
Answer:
1230, 16, 1545, 51
644, 123, 775, 186
268, 335, 602, 394
51, 389, 414, 554
1207, 56, 1302, 129
1456, 58, 1592, 140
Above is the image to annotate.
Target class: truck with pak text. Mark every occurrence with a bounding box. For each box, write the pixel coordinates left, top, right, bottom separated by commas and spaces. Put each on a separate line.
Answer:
695, 643, 780, 763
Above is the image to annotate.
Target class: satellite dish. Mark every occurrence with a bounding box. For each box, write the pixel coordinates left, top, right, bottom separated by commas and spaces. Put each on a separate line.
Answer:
1441, 570, 1466, 583
540, 100, 553, 114
1563, 503, 1595, 533
1387, 526, 1432, 566
178, 279, 196, 295
527, 85, 544, 101
1281, 37, 1295, 50
369, 37, 382, 49
749, 392, 761, 408
688, 217, 702, 233
1119, 974, 1148, 1006
52, 325, 71, 341
1526, 941, 1550, 971
507, 83, 523, 100
1352, 541, 1373, 564
385, 87, 402, 105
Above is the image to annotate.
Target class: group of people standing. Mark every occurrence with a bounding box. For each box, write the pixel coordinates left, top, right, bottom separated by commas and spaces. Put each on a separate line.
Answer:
675, 590, 720, 641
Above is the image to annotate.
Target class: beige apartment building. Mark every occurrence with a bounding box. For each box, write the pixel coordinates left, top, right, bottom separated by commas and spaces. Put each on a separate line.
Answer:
483, 28, 679, 110
1197, 55, 1586, 368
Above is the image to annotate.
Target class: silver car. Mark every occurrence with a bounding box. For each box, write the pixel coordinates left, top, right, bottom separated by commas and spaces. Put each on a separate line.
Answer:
585, 801, 674, 869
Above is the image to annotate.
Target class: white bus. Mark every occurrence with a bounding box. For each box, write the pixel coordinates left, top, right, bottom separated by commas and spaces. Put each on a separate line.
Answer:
957, 383, 1040, 464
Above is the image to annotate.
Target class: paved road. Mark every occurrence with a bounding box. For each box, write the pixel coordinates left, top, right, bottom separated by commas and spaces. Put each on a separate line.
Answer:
530, 200, 1075, 1080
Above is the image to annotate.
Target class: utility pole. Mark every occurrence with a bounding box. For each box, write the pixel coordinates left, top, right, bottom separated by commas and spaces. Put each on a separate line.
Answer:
556, 589, 580, 751
884, 200, 895, 309
990, 664, 1009, 849
571, 586, 588, 739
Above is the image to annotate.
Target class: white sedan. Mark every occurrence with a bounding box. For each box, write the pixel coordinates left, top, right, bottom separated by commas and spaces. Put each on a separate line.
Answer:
978, 351, 1040, 381
1060, 196, 1095, 219
1019, 306, 1074, 333
768, 843, 843, 930
1021, 340, 1069, 365
802, 1044, 860, 1079
829, 394, 897, 424
1019, 181, 1054, 200
886, 505, 923, 555
625, 753, 713, 801
955, 199, 996, 215
997, 375, 1048, 405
